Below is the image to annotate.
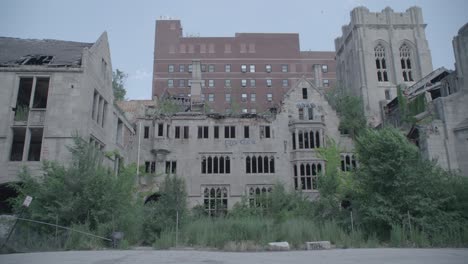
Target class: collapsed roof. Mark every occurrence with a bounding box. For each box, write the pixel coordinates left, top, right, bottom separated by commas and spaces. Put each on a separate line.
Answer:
0, 37, 93, 67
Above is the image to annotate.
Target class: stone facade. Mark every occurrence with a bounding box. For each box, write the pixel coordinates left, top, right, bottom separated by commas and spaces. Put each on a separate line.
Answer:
121, 62, 354, 212
0, 33, 134, 186
384, 23, 468, 176
335, 7, 433, 126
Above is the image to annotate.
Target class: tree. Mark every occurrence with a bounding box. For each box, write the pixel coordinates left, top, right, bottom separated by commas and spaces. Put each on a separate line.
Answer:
112, 69, 127, 101
353, 127, 468, 239
325, 86, 367, 138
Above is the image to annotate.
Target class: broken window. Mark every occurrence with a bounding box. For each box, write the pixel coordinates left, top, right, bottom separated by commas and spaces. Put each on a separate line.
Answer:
400, 44, 414, 82
248, 186, 272, 208
15, 78, 33, 121
203, 186, 228, 217
294, 162, 322, 191
341, 154, 357, 172
10, 127, 26, 161
260, 125, 271, 138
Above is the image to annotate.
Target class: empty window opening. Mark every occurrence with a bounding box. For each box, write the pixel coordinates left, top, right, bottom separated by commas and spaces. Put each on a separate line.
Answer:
158, 123, 164, 137
10, 127, 26, 161
27, 129, 42, 161
214, 126, 219, 139
183, 126, 189, 139
198, 126, 209, 139
175, 126, 181, 139
244, 126, 250, 138
31, 77, 49, 108
144, 126, 150, 138
224, 126, 235, 138
201, 155, 231, 174
15, 78, 33, 121
246, 155, 275, 174
307, 107, 314, 120
116, 119, 123, 144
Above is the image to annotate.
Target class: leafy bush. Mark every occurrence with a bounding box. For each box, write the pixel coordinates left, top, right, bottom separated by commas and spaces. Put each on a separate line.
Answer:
11, 137, 143, 249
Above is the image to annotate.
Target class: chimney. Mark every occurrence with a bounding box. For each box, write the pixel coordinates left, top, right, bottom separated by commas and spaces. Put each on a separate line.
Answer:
190, 60, 205, 112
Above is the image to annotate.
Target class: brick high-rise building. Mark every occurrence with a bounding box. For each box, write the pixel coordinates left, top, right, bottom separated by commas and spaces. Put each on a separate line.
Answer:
153, 19, 336, 114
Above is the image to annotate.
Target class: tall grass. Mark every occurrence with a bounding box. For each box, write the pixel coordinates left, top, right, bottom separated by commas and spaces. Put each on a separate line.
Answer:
152, 216, 380, 250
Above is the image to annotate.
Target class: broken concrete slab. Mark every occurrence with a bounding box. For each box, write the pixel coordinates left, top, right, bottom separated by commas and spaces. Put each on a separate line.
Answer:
306, 241, 331, 250
268, 241, 290, 251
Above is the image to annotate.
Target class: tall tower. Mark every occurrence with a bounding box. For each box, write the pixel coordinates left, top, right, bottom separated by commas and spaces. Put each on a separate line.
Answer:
335, 6, 433, 126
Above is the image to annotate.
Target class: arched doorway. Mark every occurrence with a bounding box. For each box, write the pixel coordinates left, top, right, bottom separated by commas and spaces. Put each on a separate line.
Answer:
144, 193, 161, 205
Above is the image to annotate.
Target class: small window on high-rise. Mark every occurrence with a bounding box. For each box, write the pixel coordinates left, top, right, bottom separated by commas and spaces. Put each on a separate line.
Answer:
281, 64, 289, 72
267, 93, 273, 102
322, 65, 328, 73
250, 65, 255, 73
225, 64, 231, 72
241, 93, 247, 102
241, 64, 247, 73
168, 65, 174, 72
241, 79, 247, 87
225, 79, 231, 88
266, 79, 272, 87
265, 64, 272, 73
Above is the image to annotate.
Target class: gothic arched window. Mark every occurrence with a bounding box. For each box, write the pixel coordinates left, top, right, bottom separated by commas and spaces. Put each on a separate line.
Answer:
400, 44, 414, 82
375, 44, 388, 82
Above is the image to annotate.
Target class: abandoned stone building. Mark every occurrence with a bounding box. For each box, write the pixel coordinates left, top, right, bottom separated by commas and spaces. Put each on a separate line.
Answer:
335, 6, 433, 127
119, 61, 354, 214
0, 33, 134, 213
0, 6, 465, 215
384, 23, 468, 177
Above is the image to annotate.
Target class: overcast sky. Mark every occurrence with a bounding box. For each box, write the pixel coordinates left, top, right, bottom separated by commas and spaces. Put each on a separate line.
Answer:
1, 0, 467, 99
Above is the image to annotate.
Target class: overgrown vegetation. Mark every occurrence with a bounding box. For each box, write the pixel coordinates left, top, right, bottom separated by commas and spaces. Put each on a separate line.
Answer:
5, 92, 468, 252
7, 137, 143, 251
325, 86, 367, 137
112, 69, 127, 101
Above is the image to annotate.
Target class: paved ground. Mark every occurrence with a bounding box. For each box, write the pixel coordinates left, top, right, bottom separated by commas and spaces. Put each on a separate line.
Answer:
1, 248, 468, 264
